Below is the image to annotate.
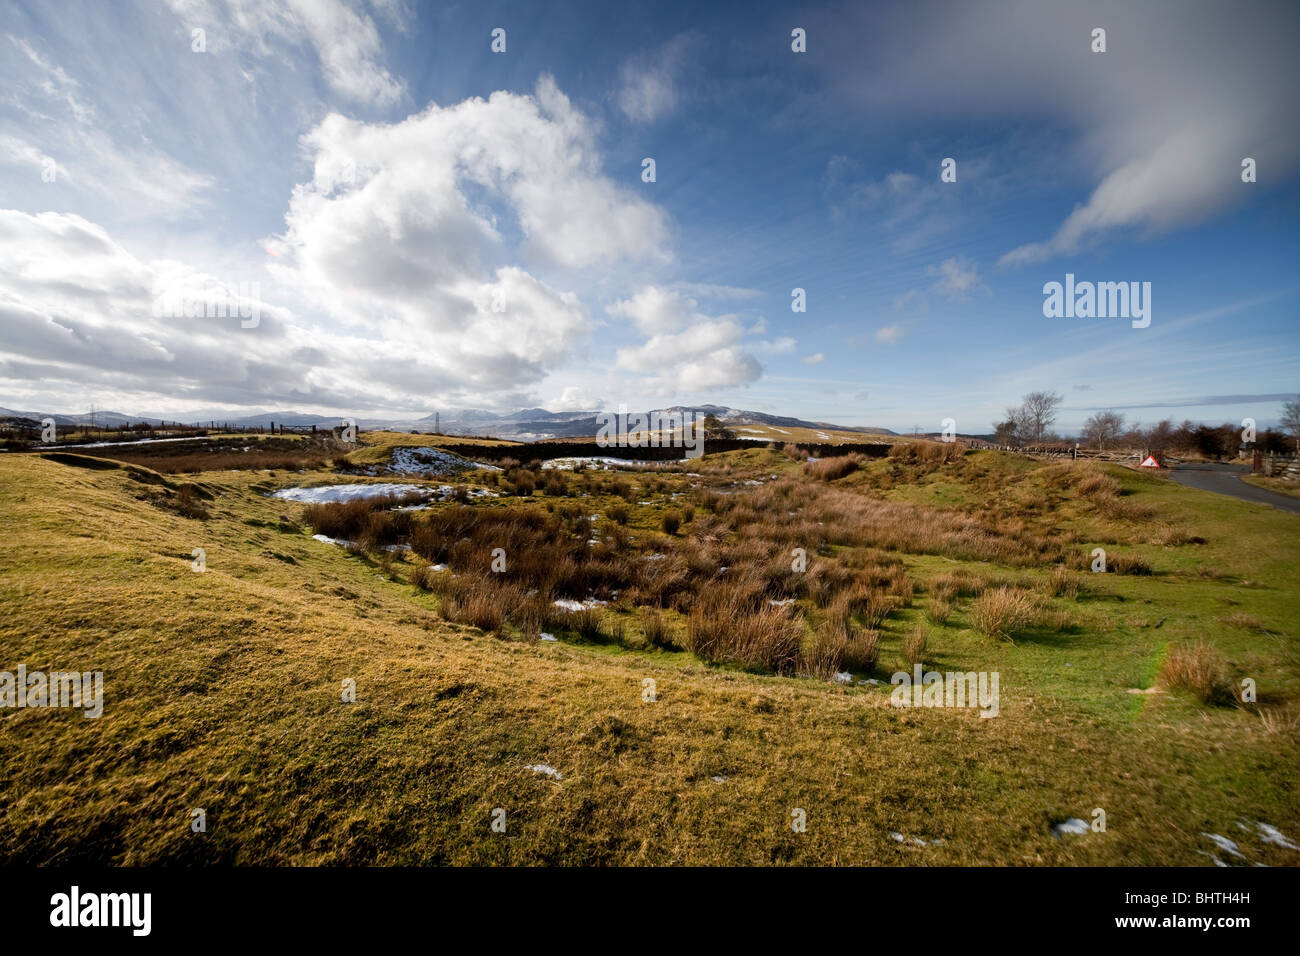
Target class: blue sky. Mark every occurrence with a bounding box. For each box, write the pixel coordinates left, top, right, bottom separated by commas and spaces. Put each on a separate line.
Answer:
0, 0, 1296, 433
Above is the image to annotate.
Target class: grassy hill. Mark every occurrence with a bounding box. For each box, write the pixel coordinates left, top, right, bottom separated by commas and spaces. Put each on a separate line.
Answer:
0, 439, 1296, 865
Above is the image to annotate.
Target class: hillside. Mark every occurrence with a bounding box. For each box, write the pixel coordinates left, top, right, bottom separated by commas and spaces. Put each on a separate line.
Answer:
0, 441, 1296, 864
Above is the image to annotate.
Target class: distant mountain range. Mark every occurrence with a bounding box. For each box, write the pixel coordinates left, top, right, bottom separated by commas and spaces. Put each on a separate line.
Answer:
0, 404, 897, 441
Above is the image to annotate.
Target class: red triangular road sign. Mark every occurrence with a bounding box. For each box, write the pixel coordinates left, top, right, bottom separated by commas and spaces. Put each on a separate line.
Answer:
1138, 455, 1160, 468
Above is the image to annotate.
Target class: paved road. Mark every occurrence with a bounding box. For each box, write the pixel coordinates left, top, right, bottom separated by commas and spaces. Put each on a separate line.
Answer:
1168, 462, 1300, 515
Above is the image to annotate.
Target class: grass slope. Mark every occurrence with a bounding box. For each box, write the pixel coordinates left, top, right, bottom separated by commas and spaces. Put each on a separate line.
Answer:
0, 445, 1296, 865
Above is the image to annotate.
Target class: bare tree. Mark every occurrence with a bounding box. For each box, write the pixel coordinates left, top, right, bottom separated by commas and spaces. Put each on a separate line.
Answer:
1279, 395, 1300, 455
1282, 396, 1300, 454
993, 417, 1019, 446
1081, 410, 1125, 449
1006, 391, 1062, 444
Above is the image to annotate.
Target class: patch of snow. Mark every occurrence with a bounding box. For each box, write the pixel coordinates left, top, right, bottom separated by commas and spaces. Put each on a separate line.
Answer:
272, 483, 429, 504
552, 598, 608, 612
387, 446, 500, 476
311, 533, 352, 547
711, 775, 727, 783
542, 456, 646, 471
1052, 819, 1091, 838
833, 671, 852, 684
525, 763, 563, 780
539, 633, 558, 642
769, 598, 796, 607
1254, 822, 1300, 850
59, 436, 209, 449
1201, 833, 1246, 858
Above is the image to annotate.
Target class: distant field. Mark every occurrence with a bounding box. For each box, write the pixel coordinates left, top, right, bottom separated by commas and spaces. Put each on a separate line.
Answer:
0, 436, 1296, 864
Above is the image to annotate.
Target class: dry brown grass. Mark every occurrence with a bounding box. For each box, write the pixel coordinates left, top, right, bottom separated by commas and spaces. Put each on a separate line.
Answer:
926, 598, 951, 626
303, 492, 423, 547
803, 454, 861, 481
888, 441, 965, 466
842, 627, 881, 672
1078, 472, 1121, 498
686, 586, 803, 673
1049, 564, 1080, 599
931, 570, 984, 601
1160, 639, 1235, 705
904, 624, 929, 665
1222, 611, 1271, 632
971, 587, 1040, 641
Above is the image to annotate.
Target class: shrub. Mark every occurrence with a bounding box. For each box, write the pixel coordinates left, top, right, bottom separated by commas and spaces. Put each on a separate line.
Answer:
661, 511, 681, 535
609, 503, 630, 525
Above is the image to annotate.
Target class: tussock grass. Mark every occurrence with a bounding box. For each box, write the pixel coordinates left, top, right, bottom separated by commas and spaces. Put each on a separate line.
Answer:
1160, 639, 1235, 705
926, 598, 952, 625
686, 587, 802, 673
1049, 565, 1080, 599
971, 587, 1041, 641
904, 624, 929, 666
803, 454, 862, 481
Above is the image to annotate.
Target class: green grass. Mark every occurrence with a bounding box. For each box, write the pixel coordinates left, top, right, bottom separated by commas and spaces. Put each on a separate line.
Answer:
0, 442, 1297, 865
